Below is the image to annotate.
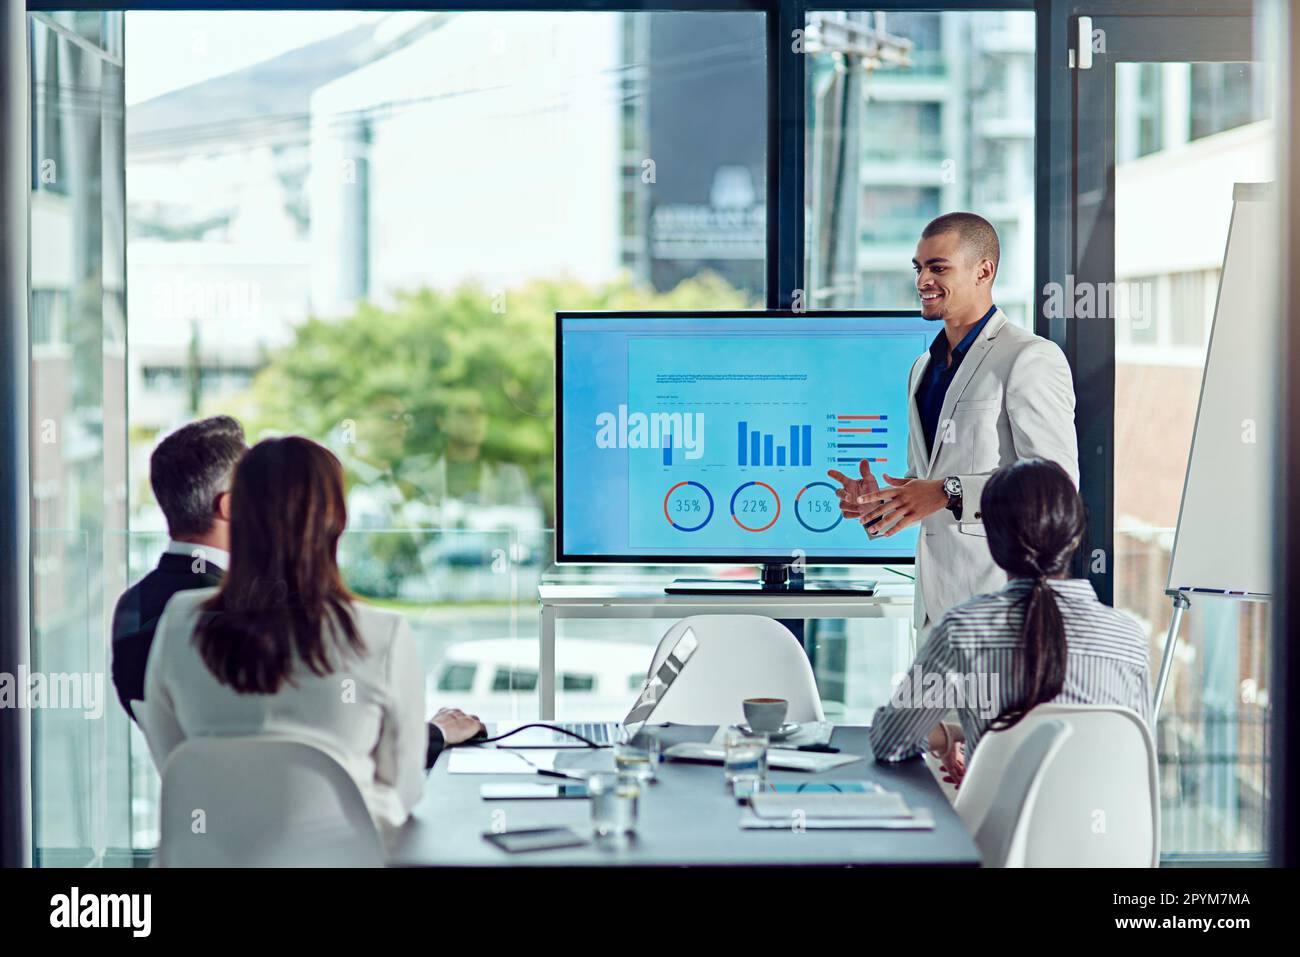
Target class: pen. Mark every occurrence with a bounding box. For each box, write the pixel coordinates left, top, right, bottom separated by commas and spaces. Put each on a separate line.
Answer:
537, 768, 584, 781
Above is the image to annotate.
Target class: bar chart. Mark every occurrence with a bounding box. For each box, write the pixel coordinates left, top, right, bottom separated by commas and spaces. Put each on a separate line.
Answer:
831, 414, 889, 465
737, 421, 814, 468
614, 320, 929, 554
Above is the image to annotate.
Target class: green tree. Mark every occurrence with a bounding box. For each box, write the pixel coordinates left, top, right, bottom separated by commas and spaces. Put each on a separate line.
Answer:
243, 272, 751, 528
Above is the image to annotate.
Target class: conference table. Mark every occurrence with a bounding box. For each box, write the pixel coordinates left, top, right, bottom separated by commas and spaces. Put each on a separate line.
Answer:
389, 725, 981, 867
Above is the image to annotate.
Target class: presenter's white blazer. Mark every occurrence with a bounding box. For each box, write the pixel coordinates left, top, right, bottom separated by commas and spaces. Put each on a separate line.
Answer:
143, 588, 426, 836
903, 308, 1079, 630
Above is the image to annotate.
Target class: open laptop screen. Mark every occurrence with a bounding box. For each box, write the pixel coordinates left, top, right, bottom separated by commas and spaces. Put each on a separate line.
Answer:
623, 627, 699, 736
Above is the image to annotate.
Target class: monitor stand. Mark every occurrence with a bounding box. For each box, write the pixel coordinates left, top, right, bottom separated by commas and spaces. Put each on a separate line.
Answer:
665, 563, 876, 596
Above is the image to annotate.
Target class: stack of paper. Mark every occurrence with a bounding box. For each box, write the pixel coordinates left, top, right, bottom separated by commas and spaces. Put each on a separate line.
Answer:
739, 791, 934, 830
662, 741, 861, 773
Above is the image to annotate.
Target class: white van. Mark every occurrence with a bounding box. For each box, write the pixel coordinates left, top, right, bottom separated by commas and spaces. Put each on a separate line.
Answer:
426, 638, 653, 721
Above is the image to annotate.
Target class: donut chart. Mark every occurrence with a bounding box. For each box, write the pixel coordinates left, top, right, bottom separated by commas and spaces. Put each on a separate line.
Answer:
663, 480, 714, 532
729, 481, 780, 532
794, 481, 843, 533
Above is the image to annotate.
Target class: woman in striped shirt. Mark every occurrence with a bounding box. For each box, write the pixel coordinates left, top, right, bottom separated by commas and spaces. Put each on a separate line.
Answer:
868, 457, 1152, 787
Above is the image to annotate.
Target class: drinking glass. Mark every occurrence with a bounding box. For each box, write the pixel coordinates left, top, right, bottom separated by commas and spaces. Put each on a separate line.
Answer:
588, 772, 640, 837
723, 728, 769, 791
613, 739, 657, 783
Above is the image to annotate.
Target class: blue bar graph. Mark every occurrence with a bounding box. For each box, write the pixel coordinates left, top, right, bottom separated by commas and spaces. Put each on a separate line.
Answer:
736, 420, 815, 468
663, 430, 672, 466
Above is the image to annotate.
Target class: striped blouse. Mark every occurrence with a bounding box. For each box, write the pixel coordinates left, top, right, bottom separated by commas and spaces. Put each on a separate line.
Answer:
868, 577, 1152, 762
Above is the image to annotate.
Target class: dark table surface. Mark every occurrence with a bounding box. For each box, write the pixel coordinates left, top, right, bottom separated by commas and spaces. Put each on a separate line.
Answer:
388, 725, 981, 867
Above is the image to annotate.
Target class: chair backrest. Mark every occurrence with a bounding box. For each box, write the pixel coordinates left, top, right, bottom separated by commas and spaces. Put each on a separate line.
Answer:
956, 704, 1159, 867
967, 719, 1071, 867
158, 737, 385, 867
640, 615, 825, 726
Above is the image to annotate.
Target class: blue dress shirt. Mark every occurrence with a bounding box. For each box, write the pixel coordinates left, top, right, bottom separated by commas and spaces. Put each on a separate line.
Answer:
915, 305, 997, 456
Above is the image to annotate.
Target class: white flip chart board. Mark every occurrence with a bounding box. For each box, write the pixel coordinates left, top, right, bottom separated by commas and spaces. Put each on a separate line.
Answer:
1165, 182, 1276, 598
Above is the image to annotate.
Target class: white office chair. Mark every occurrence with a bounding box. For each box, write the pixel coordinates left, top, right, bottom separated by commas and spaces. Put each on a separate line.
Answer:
158, 737, 385, 868
955, 704, 1159, 867
641, 615, 825, 726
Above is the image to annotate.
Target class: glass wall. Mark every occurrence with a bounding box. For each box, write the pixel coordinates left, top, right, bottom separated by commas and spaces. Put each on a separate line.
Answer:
28, 10, 128, 865
1111, 59, 1275, 856
804, 10, 1036, 326
114, 8, 766, 853
18, 2, 1284, 869
796, 4, 1038, 770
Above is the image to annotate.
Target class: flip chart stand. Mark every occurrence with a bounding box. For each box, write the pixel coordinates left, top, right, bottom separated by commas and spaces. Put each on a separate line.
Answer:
1152, 589, 1272, 720
1152, 592, 1191, 720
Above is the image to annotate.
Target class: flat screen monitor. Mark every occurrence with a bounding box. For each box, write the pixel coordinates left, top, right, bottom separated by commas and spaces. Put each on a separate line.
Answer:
556, 311, 935, 565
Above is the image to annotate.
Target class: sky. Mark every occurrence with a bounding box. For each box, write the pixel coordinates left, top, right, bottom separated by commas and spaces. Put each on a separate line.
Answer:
124, 11, 385, 106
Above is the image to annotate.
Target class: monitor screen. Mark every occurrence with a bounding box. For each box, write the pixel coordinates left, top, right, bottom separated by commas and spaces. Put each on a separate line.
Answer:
556, 311, 936, 564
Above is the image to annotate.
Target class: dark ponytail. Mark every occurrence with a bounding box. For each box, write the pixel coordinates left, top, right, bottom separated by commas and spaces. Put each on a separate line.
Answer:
981, 458, 1085, 730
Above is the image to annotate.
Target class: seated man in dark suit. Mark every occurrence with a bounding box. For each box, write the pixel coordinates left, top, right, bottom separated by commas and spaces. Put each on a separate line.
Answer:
112, 414, 484, 768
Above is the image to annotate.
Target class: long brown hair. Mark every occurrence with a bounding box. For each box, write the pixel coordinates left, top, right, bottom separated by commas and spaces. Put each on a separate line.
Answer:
195, 436, 363, 693
982, 458, 1085, 730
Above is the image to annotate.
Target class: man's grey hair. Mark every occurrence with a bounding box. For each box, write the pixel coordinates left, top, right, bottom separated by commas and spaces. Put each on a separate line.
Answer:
149, 415, 247, 538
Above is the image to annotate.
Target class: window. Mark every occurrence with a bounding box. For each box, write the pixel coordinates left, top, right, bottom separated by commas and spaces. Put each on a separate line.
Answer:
1190, 62, 1269, 141
560, 673, 595, 692
1169, 270, 1211, 349
493, 668, 539, 693
103, 6, 766, 860
862, 102, 942, 161
437, 663, 477, 694
1112, 58, 1275, 856
29, 290, 66, 349
28, 9, 128, 864
805, 10, 1036, 326
123, 9, 765, 731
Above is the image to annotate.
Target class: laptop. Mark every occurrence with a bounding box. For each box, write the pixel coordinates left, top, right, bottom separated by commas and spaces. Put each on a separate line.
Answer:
483, 627, 701, 748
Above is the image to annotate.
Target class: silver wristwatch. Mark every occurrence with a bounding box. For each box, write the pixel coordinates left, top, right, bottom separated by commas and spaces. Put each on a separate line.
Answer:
943, 475, 963, 520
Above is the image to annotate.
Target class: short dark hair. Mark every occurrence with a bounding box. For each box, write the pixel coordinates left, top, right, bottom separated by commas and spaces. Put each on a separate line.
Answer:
921, 212, 1000, 275
150, 416, 247, 539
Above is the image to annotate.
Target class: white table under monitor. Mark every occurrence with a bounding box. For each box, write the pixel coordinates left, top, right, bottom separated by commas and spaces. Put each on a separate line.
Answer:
536, 569, 915, 719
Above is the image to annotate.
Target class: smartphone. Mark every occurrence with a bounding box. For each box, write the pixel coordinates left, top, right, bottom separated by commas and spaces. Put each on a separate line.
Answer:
483, 827, 589, 854
480, 782, 590, 800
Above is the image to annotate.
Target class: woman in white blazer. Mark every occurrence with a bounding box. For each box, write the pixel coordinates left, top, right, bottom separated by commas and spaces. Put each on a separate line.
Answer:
144, 436, 425, 838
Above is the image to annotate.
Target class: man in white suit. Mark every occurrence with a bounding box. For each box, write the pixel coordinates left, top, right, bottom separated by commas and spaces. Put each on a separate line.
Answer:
830, 212, 1079, 635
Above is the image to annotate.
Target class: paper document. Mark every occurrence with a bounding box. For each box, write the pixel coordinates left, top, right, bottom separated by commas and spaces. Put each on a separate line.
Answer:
663, 742, 861, 773
447, 749, 560, 775
739, 807, 935, 831
749, 791, 910, 820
